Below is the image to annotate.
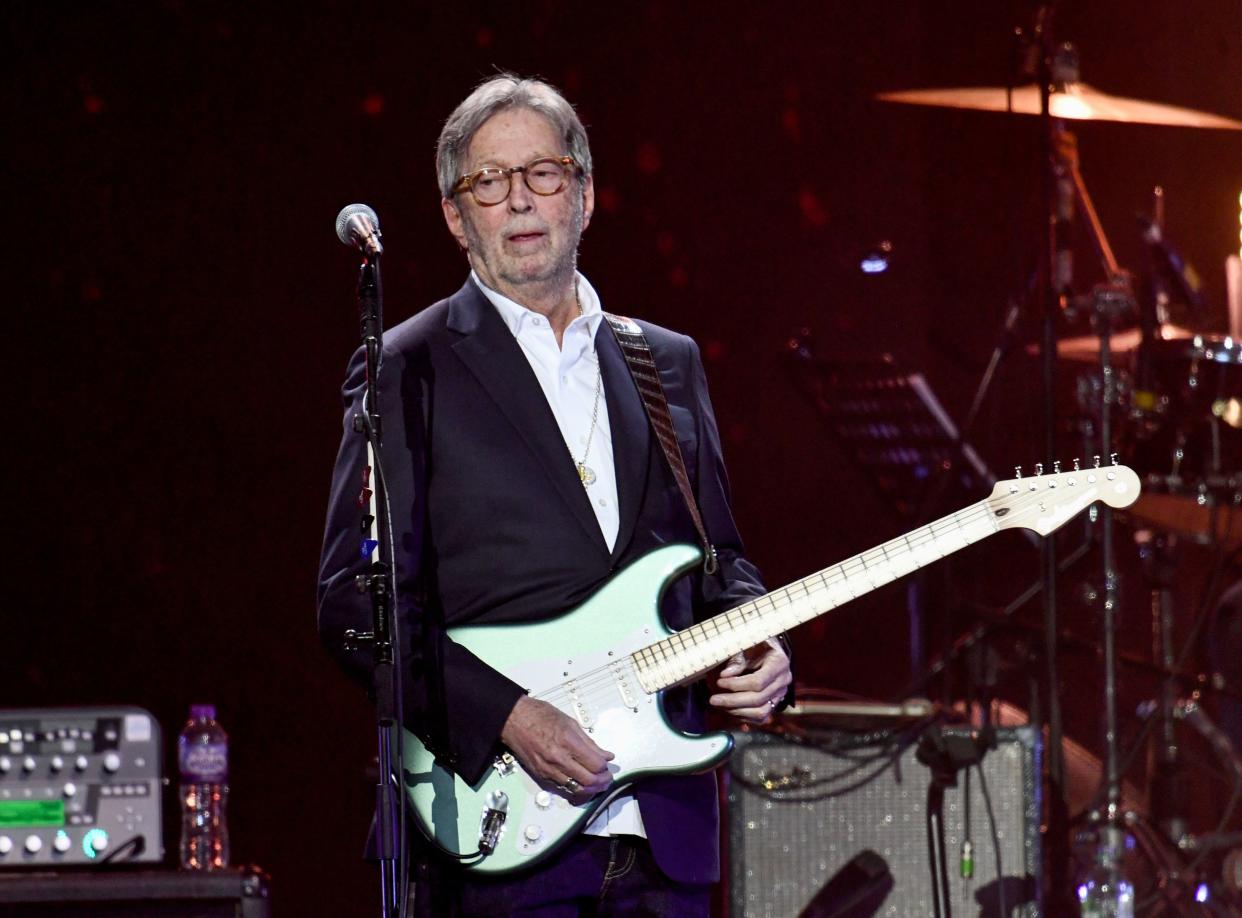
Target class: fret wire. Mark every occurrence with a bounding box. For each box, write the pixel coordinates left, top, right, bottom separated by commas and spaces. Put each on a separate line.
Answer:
638, 493, 1041, 690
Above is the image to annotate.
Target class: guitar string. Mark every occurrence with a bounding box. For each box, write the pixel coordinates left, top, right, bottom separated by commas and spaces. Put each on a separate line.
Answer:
534, 496, 1009, 705
631, 474, 1120, 686
530, 476, 1123, 709
531, 497, 1001, 709
532, 480, 1104, 708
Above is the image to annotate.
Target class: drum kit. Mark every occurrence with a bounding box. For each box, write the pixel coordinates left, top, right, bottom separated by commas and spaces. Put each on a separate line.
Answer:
875, 33, 1242, 915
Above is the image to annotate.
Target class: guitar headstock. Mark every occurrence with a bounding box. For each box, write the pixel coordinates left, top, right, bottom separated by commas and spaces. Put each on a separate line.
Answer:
986, 458, 1141, 536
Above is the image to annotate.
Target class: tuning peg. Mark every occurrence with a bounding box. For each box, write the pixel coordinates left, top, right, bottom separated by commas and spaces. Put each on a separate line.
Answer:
1093, 455, 1101, 468
1014, 465, 1022, 480
1035, 462, 1044, 476
1073, 458, 1081, 471
1110, 452, 1119, 466
1053, 460, 1062, 473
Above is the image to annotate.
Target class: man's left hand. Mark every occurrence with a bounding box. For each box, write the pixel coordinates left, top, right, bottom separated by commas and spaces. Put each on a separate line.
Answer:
708, 639, 792, 725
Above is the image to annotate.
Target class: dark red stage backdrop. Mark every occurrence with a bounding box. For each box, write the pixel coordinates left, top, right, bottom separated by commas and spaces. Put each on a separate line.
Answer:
7, 2, 1240, 914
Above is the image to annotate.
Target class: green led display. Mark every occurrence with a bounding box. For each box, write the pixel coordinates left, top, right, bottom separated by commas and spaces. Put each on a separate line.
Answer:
0, 799, 65, 827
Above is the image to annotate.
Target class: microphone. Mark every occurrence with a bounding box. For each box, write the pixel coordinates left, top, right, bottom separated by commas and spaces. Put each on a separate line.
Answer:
335, 203, 383, 257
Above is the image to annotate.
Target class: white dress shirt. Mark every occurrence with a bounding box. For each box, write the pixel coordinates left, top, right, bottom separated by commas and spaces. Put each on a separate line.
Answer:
472, 270, 647, 838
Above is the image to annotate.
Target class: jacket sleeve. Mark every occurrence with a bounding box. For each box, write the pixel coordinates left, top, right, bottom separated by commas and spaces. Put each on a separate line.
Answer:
684, 337, 796, 709
316, 340, 525, 785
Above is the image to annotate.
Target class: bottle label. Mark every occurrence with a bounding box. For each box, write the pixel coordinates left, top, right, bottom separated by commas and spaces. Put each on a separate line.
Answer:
180, 743, 228, 782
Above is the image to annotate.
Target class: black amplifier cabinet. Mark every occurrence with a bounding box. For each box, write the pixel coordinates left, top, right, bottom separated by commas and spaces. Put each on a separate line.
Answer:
0, 706, 163, 868
0, 867, 270, 917
728, 726, 1042, 917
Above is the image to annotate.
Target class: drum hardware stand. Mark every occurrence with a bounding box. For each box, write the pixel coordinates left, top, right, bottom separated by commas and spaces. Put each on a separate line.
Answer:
1136, 530, 1190, 843
1032, 24, 1141, 905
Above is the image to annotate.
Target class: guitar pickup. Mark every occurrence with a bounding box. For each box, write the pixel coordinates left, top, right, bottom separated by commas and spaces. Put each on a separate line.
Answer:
611, 663, 638, 710
565, 681, 593, 729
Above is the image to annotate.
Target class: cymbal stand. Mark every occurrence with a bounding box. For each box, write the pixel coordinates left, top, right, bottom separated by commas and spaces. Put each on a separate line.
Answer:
1041, 36, 1138, 901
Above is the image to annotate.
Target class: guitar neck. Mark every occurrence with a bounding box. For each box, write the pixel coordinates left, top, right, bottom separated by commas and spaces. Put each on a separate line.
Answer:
630, 497, 1001, 692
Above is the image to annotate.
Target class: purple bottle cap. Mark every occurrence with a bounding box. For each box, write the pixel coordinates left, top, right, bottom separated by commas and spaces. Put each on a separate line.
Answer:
190, 704, 216, 721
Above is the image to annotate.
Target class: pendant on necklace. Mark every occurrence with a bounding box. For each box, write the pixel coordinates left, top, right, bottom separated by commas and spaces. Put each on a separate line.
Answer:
577, 463, 597, 487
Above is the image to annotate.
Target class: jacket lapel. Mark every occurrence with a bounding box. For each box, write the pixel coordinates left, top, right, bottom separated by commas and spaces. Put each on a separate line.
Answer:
597, 321, 650, 563
447, 281, 611, 557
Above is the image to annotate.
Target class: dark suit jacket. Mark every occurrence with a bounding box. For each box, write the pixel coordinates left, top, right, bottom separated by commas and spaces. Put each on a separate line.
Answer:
317, 277, 767, 884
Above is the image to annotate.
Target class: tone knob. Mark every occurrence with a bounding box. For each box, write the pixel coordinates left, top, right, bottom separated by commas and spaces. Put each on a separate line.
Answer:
534, 791, 552, 809
22, 757, 36, 773
53, 833, 71, 854
62, 783, 77, 798
523, 824, 543, 842
74, 756, 88, 772
0, 836, 12, 855
24, 835, 42, 854
50, 756, 64, 772
102, 752, 121, 774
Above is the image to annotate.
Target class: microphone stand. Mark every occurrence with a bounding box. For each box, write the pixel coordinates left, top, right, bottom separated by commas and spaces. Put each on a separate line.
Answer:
341, 250, 405, 918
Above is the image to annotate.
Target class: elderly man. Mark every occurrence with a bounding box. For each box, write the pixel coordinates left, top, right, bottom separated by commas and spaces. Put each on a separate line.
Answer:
318, 73, 792, 916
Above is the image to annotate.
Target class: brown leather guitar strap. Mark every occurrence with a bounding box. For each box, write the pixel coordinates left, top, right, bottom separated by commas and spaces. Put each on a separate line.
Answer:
603, 313, 719, 576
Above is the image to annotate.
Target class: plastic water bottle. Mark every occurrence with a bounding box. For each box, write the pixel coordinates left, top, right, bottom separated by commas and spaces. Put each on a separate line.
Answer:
1077, 827, 1134, 917
178, 704, 230, 870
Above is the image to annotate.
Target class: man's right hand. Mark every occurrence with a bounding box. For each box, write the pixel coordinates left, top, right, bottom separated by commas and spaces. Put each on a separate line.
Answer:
499, 695, 614, 798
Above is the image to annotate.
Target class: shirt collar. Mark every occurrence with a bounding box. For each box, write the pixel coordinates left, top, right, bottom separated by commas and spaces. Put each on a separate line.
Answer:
471, 270, 604, 342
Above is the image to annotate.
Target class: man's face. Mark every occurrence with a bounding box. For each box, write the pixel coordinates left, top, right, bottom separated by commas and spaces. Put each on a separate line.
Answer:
442, 107, 594, 303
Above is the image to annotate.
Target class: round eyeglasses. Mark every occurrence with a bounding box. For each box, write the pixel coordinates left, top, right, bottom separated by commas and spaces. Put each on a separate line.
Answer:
452, 156, 578, 207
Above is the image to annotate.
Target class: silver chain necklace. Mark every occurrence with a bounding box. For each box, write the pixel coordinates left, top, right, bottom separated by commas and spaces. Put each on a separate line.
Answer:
570, 292, 603, 488
575, 359, 603, 487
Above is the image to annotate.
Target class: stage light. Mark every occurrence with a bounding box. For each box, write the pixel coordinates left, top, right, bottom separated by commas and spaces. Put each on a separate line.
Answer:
860, 240, 893, 274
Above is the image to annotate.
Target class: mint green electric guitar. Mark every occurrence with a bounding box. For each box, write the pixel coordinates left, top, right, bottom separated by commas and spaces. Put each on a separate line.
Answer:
403, 462, 1140, 874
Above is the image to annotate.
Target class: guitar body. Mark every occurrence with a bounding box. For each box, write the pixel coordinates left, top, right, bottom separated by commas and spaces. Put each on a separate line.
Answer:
401, 543, 732, 875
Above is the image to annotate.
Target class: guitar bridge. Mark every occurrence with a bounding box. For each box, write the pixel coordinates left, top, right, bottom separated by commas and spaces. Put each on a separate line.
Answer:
492, 752, 517, 777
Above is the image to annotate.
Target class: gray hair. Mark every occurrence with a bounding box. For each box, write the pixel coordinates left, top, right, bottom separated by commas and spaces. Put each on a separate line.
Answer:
435, 73, 593, 199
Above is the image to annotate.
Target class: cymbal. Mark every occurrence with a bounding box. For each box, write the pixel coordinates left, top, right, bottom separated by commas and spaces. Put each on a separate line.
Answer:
877, 82, 1242, 130
1024, 323, 1199, 362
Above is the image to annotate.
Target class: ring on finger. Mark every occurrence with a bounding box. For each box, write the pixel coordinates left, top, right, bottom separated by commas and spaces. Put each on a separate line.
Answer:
562, 778, 580, 795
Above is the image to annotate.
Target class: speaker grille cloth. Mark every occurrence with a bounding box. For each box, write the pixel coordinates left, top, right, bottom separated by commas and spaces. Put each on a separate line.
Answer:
728, 726, 1041, 917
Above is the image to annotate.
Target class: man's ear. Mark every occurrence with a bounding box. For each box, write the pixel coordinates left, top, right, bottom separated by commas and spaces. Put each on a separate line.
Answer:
581, 175, 595, 232
441, 197, 468, 251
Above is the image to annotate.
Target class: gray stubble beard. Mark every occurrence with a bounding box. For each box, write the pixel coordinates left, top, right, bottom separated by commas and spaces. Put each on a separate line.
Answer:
461, 190, 586, 302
